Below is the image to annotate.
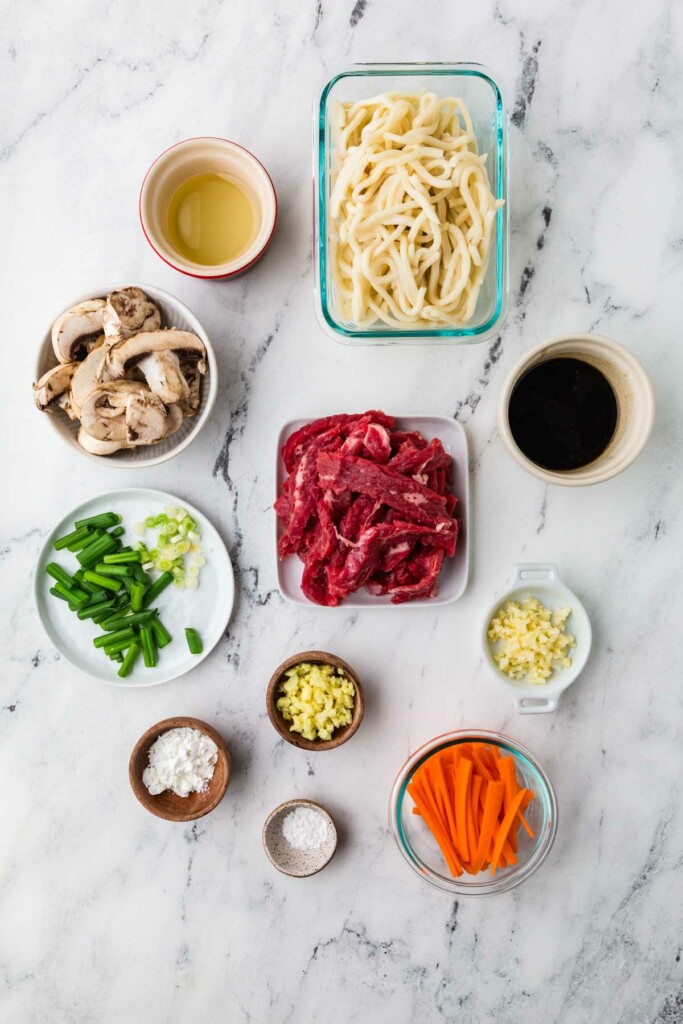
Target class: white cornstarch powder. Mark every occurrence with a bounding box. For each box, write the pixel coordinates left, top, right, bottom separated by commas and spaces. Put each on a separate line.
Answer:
281, 806, 330, 850
143, 727, 218, 798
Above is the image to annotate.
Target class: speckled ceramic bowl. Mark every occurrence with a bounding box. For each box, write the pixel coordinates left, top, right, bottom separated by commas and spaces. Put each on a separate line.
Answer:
262, 799, 337, 877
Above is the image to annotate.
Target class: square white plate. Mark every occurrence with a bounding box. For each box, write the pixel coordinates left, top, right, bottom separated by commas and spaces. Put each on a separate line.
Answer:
274, 416, 469, 607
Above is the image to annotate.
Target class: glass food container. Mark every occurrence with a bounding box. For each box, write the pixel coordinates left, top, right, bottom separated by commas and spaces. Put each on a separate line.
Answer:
314, 63, 509, 345
389, 730, 558, 895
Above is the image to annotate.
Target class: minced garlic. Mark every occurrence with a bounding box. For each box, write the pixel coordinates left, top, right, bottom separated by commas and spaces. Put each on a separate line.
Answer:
487, 597, 575, 685
277, 662, 355, 741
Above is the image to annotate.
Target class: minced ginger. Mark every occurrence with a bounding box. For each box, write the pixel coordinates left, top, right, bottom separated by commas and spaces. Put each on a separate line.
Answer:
487, 597, 575, 685
277, 662, 355, 741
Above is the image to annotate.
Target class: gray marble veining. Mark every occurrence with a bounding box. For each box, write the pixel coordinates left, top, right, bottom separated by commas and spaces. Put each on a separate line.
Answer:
1, 1, 682, 1022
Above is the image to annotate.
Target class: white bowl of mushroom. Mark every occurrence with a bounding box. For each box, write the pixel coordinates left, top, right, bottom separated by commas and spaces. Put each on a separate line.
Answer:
33, 284, 217, 466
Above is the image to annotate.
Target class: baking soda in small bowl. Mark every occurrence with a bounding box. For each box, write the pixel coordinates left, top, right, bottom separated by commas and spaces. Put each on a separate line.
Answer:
282, 805, 330, 850
263, 801, 337, 877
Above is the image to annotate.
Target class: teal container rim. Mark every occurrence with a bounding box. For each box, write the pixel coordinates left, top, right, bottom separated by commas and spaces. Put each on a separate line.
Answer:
388, 729, 559, 896
315, 63, 509, 343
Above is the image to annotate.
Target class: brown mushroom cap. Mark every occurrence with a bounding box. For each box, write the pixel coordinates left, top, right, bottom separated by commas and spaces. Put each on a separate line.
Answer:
51, 299, 105, 364
33, 362, 79, 412
103, 287, 161, 344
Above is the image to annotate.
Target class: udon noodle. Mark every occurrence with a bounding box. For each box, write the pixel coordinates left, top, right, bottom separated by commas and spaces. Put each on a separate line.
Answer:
329, 92, 503, 329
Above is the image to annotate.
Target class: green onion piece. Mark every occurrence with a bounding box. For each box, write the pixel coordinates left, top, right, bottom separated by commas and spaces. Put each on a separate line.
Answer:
110, 526, 125, 538
46, 563, 74, 588
140, 625, 157, 668
142, 571, 173, 609
100, 609, 155, 631
102, 551, 141, 565
130, 582, 146, 612
74, 512, 122, 530
49, 586, 70, 602
92, 607, 117, 625
185, 628, 203, 655
79, 528, 105, 549
94, 563, 133, 578
102, 637, 135, 656
93, 626, 135, 649
66, 531, 97, 552
82, 570, 122, 593
131, 564, 150, 586
150, 617, 172, 648
77, 536, 120, 569
54, 525, 91, 551
76, 598, 116, 621
80, 589, 109, 608
118, 641, 141, 678
52, 581, 88, 607
76, 535, 114, 567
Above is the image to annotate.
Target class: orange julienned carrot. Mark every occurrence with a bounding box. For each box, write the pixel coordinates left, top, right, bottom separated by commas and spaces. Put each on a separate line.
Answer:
408, 783, 463, 876
471, 780, 504, 874
490, 789, 528, 876
454, 755, 473, 864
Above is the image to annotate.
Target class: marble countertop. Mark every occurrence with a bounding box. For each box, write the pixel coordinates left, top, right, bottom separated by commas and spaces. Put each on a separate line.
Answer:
2, 1, 682, 1022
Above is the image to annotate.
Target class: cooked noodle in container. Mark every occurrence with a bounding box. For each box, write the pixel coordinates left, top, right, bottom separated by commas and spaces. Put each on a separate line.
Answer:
315, 65, 509, 344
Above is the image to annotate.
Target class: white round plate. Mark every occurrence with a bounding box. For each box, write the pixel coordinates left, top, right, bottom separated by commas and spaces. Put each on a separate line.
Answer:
34, 488, 234, 687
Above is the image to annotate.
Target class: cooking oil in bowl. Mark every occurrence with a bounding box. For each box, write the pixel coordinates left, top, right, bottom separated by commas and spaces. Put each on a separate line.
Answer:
166, 172, 257, 267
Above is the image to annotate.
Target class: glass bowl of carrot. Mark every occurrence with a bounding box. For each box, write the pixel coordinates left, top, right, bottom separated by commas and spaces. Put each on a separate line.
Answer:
389, 730, 558, 895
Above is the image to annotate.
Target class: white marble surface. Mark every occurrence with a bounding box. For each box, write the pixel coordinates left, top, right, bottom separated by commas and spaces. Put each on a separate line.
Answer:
2, 1, 682, 1021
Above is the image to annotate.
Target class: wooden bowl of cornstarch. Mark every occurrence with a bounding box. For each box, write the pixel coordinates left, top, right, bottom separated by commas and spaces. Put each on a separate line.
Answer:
129, 716, 230, 821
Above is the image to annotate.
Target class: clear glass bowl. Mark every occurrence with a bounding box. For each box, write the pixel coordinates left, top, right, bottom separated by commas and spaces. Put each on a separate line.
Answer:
389, 730, 558, 895
314, 63, 509, 345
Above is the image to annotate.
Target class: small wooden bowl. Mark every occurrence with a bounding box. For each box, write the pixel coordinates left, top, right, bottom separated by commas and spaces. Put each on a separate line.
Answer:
266, 651, 364, 752
129, 717, 231, 821
262, 799, 337, 877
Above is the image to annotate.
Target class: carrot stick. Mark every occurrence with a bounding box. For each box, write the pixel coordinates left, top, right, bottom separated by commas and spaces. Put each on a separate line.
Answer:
454, 755, 473, 864
434, 759, 461, 858
408, 782, 463, 876
472, 748, 495, 782
470, 775, 482, 848
471, 780, 504, 874
490, 789, 527, 876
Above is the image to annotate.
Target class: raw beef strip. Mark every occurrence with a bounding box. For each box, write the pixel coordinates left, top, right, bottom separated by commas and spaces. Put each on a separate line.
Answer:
329, 521, 456, 597
282, 411, 394, 471
278, 429, 344, 557
317, 451, 456, 549
390, 430, 428, 453
302, 558, 337, 606
389, 548, 445, 603
389, 437, 451, 479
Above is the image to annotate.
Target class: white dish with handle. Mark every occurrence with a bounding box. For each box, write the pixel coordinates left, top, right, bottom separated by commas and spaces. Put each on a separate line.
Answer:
481, 563, 592, 713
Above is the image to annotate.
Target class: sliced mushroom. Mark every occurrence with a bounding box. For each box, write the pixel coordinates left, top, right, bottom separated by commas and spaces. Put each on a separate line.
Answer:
70, 346, 112, 418
33, 363, 78, 413
178, 357, 202, 416
80, 380, 143, 442
77, 427, 130, 456
106, 329, 207, 418
81, 381, 182, 446
126, 394, 183, 445
51, 299, 106, 364
103, 287, 161, 344
136, 350, 190, 406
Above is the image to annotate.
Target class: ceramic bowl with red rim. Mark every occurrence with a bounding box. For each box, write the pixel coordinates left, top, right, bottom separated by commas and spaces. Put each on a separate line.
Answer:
139, 137, 277, 279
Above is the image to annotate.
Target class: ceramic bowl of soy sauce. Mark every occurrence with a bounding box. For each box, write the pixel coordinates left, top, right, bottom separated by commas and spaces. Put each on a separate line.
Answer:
498, 333, 655, 486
